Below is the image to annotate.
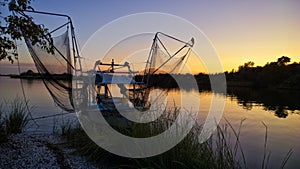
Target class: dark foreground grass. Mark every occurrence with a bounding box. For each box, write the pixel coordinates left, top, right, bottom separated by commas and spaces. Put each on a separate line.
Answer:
0, 98, 292, 168
65, 124, 245, 169
0, 98, 30, 143
63, 108, 293, 169
0, 102, 6, 143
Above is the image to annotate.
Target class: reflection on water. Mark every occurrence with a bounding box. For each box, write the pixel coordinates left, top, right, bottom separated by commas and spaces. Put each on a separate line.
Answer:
226, 87, 300, 118
111, 85, 300, 168
0, 76, 299, 168
0, 76, 77, 133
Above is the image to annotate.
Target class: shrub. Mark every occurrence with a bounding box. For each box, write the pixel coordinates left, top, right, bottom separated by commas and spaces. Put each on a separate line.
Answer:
0, 103, 7, 143
4, 97, 30, 135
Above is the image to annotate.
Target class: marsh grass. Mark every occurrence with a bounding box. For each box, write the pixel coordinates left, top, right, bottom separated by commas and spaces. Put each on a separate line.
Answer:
125, 117, 247, 169
63, 109, 293, 169
63, 109, 244, 168
0, 97, 31, 139
53, 116, 76, 136
60, 119, 73, 136
4, 98, 30, 135
52, 117, 59, 134
0, 102, 2, 121
260, 122, 293, 169
0, 102, 7, 143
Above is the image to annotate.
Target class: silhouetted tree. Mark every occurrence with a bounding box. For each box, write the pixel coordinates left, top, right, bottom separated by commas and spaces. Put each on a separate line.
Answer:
277, 56, 291, 66
238, 61, 255, 72
226, 56, 300, 89
245, 61, 254, 68
0, 0, 54, 63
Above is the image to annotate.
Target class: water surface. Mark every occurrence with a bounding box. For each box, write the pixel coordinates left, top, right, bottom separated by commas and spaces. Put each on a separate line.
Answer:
0, 76, 299, 168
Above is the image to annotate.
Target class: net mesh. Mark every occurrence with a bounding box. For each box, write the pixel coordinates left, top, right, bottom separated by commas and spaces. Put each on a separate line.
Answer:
25, 30, 74, 112
132, 33, 193, 109
144, 33, 192, 86
151, 43, 188, 74
146, 34, 192, 76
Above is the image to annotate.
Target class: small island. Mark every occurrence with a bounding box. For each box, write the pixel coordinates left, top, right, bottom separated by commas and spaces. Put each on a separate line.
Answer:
9, 70, 72, 80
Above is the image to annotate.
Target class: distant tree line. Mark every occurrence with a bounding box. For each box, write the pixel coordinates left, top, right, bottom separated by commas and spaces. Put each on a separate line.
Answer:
225, 56, 300, 90
143, 56, 300, 90
10, 69, 71, 80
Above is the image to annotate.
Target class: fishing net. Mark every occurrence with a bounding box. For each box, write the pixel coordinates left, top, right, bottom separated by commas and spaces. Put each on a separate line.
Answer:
131, 33, 194, 109
150, 42, 189, 74
144, 33, 193, 83
25, 30, 74, 112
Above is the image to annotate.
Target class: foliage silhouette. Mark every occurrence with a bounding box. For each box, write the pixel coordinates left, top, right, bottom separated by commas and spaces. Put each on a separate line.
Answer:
226, 56, 300, 90
0, 0, 54, 63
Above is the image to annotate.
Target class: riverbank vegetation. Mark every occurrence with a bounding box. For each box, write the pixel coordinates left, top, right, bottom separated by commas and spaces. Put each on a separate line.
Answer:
62, 113, 292, 169
0, 98, 294, 168
225, 56, 300, 90
143, 56, 300, 91
63, 118, 245, 168
0, 98, 30, 144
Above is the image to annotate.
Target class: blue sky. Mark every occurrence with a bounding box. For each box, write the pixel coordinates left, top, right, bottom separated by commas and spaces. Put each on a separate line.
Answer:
1, 0, 299, 74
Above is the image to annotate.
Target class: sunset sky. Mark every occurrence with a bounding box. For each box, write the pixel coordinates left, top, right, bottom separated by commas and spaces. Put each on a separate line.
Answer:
1, 0, 299, 74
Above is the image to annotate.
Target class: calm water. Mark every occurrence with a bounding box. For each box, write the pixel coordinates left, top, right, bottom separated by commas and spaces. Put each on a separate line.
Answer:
0, 76, 77, 133
0, 76, 299, 168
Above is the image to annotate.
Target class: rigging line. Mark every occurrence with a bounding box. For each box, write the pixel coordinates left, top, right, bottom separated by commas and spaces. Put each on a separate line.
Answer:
168, 50, 189, 74
15, 41, 40, 127
51, 40, 69, 68
157, 32, 193, 46
53, 45, 75, 70
152, 44, 187, 75
70, 21, 81, 63
143, 35, 157, 84
29, 111, 75, 121
71, 21, 82, 58
179, 48, 192, 74
156, 37, 172, 58
51, 31, 71, 68
23, 10, 71, 20
50, 21, 70, 34
170, 48, 191, 74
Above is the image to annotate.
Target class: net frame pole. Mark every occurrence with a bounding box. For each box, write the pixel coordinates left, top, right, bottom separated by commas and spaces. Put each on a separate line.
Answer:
142, 32, 194, 87
151, 33, 193, 75
143, 33, 158, 87
22, 9, 83, 111
156, 32, 194, 47
22, 9, 81, 71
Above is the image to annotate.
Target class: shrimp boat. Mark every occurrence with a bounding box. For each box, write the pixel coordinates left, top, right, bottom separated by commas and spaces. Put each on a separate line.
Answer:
21, 10, 194, 125
93, 59, 149, 111
85, 32, 195, 114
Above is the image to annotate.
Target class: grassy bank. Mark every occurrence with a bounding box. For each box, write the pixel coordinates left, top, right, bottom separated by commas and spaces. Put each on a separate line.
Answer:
0, 98, 30, 143
62, 109, 293, 169
0, 98, 293, 168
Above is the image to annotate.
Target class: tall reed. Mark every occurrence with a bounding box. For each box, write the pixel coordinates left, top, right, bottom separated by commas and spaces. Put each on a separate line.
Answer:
64, 109, 247, 168
0, 102, 7, 143
3, 97, 30, 135
63, 108, 293, 168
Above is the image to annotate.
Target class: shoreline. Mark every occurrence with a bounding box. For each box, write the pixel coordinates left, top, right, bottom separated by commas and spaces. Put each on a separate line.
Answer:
0, 133, 99, 169
2, 73, 299, 91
